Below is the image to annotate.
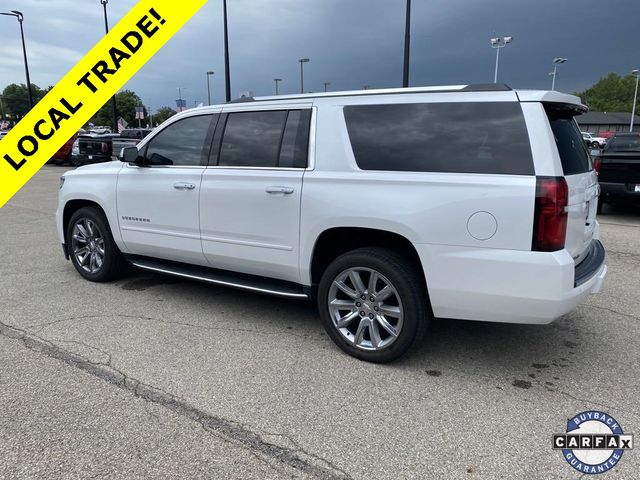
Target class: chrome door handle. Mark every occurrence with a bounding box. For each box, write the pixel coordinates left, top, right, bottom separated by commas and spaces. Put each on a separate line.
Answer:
265, 186, 294, 195
173, 182, 196, 190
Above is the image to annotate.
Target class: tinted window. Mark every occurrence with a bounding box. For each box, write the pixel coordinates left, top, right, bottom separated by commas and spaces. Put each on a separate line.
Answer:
605, 135, 640, 152
344, 102, 533, 175
547, 110, 592, 175
279, 110, 312, 168
219, 111, 287, 167
145, 115, 214, 166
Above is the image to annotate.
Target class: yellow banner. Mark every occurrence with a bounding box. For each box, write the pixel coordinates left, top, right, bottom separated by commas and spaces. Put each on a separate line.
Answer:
0, 0, 207, 208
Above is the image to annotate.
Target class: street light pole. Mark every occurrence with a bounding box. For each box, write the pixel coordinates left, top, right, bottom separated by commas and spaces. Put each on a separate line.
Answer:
490, 35, 513, 83
274, 78, 282, 95
550, 57, 568, 91
206, 71, 215, 105
1, 11, 34, 108
100, 1, 118, 132
402, 0, 411, 88
631, 70, 639, 132
223, 0, 231, 102
323, 82, 331, 92
299, 58, 310, 94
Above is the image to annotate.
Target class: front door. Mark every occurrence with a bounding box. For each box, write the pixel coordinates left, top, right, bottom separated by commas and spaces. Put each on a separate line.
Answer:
117, 114, 218, 265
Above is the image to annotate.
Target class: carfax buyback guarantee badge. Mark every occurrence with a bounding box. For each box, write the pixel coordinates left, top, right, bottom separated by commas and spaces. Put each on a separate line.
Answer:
553, 411, 634, 474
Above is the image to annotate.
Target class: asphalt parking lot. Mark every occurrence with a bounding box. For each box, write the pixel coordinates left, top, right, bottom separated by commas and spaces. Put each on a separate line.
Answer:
1, 166, 639, 479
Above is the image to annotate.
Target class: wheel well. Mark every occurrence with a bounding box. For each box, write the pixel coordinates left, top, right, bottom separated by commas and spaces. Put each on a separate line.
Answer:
62, 200, 107, 244
310, 227, 426, 287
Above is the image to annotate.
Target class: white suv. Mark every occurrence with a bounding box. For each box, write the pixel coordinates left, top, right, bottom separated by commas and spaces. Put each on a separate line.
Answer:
56, 84, 607, 362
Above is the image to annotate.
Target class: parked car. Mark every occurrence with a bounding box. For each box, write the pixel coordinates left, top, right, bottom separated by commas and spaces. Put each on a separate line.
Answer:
70, 133, 119, 167
581, 131, 607, 149
112, 128, 153, 156
48, 134, 78, 165
56, 84, 607, 362
0, 130, 8, 140
594, 132, 640, 212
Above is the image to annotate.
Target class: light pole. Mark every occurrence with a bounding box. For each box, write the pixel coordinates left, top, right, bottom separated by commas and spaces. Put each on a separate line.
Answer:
630, 69, 639, 132
0, 10, 33, 108
299, 58, 310, 94
490, 35, 513, 83
323, 82, 331, 92
549, 58, 568, 91
402, 0, 411, 88
223, 0, 231, 102
273, 78, 282, 95
363, 85, 371, 90
99, 1, 118, 132
206, 71, 215, 105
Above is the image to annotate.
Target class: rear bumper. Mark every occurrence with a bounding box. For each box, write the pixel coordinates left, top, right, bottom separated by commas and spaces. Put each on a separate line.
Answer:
73, 154, 112, 165
416, 241, 607, 325
600, 182, 640, 202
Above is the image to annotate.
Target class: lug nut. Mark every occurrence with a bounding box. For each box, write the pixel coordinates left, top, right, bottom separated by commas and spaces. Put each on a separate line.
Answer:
374, 306, 379, 311
370, 296, 375, 302
360, 311, 365, 316
356, 302, 361, 307
369, 314, 374, 319
361, 295, 366, 300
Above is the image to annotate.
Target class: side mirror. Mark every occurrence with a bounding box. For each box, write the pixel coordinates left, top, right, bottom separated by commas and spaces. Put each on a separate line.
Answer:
120, 146, 141, 165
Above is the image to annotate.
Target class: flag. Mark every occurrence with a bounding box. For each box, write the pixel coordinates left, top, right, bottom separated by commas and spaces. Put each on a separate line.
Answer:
0, 120, 9, 130
117, 117, 128, 133
135, 106, 145, 120
176, 99, 187, 112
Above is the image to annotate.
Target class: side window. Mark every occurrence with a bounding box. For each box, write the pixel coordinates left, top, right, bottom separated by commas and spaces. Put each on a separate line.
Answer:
344, 102, 534, 175
145, 115, 215, 167
216, 110, 311, 168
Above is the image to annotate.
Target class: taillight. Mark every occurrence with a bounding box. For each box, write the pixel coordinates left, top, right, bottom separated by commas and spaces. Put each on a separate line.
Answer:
593, 157, 602, 174
532, 176, 568, 252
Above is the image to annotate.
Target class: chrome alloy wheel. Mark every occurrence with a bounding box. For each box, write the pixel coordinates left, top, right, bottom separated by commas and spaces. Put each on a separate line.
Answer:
71, 218, 105, 274
327, 267, 404, 351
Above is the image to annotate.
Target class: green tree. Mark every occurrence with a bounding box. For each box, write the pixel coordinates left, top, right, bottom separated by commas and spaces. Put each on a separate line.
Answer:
153, 106, 177, 125
575, 73, 639, 112
1, 83, 49, 119
91, 90, 146, 128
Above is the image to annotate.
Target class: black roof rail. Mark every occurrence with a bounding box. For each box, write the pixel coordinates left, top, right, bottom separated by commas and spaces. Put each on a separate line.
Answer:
461, 83, 512, 92
227, 96, 255, 104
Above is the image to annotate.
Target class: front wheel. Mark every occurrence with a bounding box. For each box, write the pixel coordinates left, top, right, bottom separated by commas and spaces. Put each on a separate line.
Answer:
591, 141, 600, 149
317, 248, 430, 363
67, 207, 125, 282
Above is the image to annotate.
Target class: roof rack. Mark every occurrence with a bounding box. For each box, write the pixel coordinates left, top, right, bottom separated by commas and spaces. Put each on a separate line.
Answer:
461, 83, 511, 91
227, 96, 256, 104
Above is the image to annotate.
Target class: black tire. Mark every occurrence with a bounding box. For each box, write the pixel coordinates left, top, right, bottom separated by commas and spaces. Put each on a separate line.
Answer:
591, 141, 600, 149
66, 207, 125, 282
317, 247, 430, 363
597, 198, 604, 215
70, 156, 83, 167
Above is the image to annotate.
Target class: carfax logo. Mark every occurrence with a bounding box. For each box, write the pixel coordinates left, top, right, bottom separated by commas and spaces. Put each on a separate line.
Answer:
553, 411, 633, 474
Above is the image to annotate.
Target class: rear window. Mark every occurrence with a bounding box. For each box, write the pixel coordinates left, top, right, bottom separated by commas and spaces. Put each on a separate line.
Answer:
546, 106, 592, 175
605, 135, 640, 152
343, 102, 534, 175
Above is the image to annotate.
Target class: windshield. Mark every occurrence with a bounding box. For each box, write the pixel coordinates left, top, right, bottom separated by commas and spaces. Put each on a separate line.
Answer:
605, 135, 640, 152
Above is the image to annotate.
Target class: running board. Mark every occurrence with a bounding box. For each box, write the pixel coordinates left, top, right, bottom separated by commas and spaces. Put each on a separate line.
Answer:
126, 256, 310, 299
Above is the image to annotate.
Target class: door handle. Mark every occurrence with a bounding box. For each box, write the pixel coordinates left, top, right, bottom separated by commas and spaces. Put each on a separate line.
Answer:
265, 186, 294, 195
173, 182, 196, 190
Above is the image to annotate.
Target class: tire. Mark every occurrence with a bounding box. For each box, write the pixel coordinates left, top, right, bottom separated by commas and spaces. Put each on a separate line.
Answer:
70, 156, 84, 167
317, 247, 430, 363
597, 198, 604, 215
591, 141, 600, 149
66, 207, 125, 282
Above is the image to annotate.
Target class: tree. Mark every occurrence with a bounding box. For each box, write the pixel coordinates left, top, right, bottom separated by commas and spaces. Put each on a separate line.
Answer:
91, 90, 146, 128
575, 73, 639, 112
153, 106, 177, 125
1, 83, 49, 119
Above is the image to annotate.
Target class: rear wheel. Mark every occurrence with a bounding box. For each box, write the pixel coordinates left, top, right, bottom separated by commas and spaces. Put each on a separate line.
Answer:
591, 141, 600, 149
67, 207, 125, 282
317, 247, 429, 363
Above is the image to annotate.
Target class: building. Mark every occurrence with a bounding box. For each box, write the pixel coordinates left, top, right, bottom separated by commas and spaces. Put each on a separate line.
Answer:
577, 111, 640, 136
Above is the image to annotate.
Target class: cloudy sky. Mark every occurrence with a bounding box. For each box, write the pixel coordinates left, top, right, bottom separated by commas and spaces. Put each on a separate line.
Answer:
0, 0, 638, 111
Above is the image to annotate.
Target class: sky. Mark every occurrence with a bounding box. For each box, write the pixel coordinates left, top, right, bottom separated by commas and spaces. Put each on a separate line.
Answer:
0, 0, 639, 112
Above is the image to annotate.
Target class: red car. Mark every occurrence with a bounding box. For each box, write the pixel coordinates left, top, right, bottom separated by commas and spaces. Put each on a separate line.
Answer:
48, 134, 78, 165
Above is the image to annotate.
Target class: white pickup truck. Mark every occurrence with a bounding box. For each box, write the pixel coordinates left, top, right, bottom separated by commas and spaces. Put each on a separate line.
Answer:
57, 84, 607, 362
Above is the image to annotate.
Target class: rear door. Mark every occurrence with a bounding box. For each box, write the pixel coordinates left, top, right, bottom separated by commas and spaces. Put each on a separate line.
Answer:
546, 105, 598, 263
199, 106, 312, 283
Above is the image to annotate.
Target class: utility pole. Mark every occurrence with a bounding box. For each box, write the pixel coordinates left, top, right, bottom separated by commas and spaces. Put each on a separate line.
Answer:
100, 1, 118, 132
402, 0, 411, 88
274, 78, 282, 95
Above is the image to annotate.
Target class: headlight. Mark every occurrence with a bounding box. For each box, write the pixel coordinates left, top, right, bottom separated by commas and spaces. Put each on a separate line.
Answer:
59, 175, 65, 189
71, 139, 80, 156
